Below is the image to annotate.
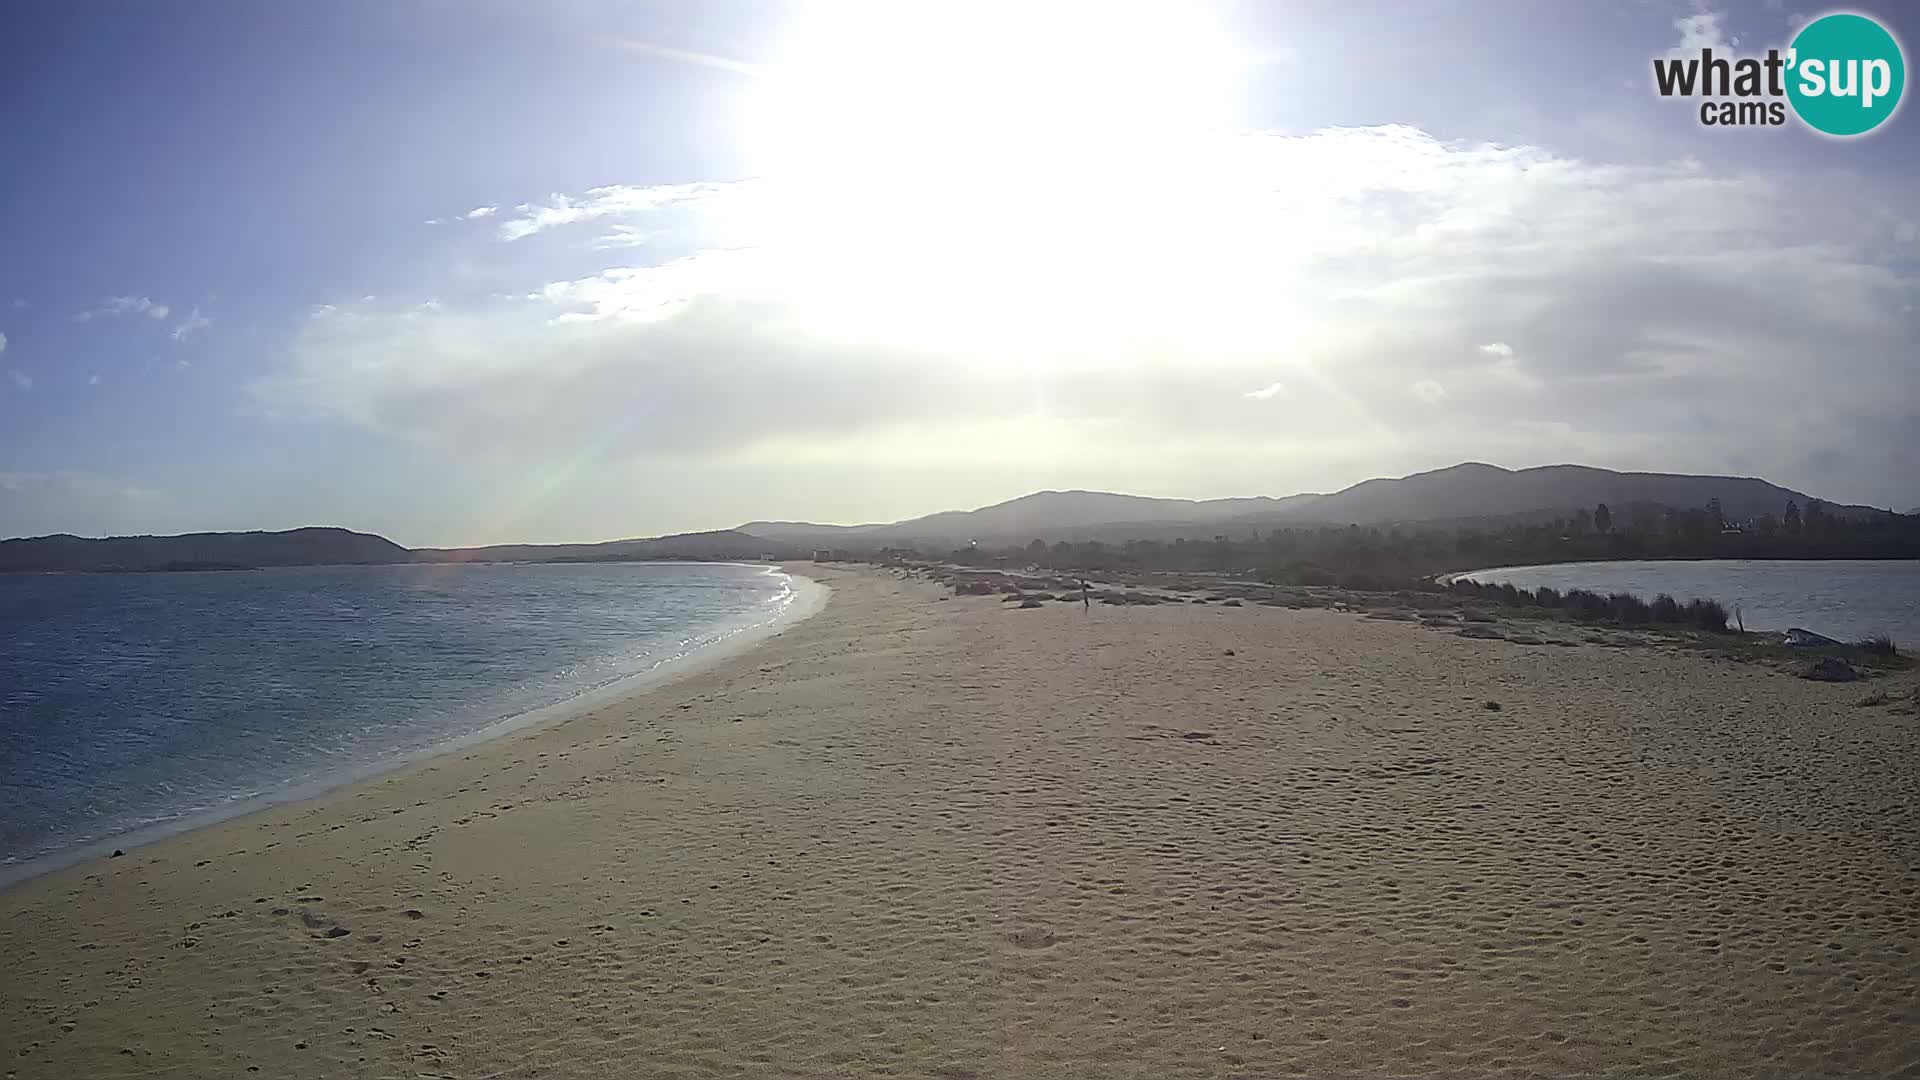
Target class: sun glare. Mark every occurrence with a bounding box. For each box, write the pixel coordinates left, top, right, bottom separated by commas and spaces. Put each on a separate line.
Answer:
735, 2, 1263, 363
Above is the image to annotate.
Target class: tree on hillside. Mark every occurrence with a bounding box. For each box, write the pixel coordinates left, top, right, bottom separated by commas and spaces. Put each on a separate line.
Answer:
1783, 499, 1801, 534
1806, 498, 1828, 535
1706, 497, 1725, 527
1593, 502, 1612, 534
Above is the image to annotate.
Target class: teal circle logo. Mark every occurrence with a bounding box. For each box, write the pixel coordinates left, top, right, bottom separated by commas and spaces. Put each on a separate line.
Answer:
1786, 12, 1905, 136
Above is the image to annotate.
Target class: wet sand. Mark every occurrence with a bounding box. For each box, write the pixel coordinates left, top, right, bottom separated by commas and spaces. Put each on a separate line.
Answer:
3, 565, 1916, 1077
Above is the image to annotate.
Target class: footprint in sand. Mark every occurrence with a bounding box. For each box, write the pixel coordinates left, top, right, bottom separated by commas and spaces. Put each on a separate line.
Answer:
295, 908, 351, 939
1007, 925, 1058, 949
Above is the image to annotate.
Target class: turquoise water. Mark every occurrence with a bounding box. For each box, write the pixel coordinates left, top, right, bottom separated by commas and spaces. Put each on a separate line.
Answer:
1455, 559, 1920, 643
0, 561, 796, 875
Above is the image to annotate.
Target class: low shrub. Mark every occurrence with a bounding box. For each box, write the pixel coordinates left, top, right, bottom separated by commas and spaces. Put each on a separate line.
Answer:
1564, 589, 1610, 622
1649, 593, 1683, 623
1608, 592, 1652, 625
1855, 633, 1898, 656
1685, 598, 1730, 632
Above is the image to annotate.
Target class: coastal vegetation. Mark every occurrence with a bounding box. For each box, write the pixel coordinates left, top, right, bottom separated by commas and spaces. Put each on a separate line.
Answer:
938, 499, 1920, 588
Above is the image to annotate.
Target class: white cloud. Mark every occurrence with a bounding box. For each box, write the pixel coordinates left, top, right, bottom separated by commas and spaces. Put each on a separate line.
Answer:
0, 331, 7, 354
7, 369, 30, 390
87, 373, 100, 386
76, 295, 171, 323
495, 183, 725, 242
1673, 11, 1733, 53
465, 205, 498, 219
171, 307, 212, 340
255, 125, 1920, 507
592, 223, 652, 250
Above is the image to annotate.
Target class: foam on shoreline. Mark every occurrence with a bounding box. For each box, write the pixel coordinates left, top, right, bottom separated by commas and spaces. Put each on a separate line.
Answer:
0, 570, 828, 892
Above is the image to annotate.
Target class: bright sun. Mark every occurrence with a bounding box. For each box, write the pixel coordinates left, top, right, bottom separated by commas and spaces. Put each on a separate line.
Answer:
747, 2, 1248, 184
733, 2, 1266, 363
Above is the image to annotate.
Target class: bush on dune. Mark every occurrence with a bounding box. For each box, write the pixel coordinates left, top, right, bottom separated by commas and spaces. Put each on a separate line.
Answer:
1685, 598, 1730, 632
1563, 589, 1610, 622
1855, 633, 1898, 656
1608, 592, 1652, 625
1442, 578, 1737, 635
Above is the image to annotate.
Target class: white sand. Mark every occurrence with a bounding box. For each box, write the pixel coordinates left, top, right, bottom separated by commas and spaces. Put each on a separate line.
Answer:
3, 565, 1916, 1077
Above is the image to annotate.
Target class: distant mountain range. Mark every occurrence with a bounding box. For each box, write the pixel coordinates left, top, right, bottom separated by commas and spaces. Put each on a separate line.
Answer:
740, 463, 1879, 549
0, 527, 410, 574
410, 530, 774, 565
0, 526, 778, 574
0, 462, 1897, 573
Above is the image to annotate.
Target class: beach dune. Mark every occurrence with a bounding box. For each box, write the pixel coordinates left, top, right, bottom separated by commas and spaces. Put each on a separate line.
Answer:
2, 566, 1916, 1077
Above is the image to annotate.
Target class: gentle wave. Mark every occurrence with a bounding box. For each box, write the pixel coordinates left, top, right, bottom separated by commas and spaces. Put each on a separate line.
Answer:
0, 561, 798, 876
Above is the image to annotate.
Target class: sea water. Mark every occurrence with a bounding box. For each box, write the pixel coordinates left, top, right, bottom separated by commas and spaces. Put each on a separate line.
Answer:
0, 561, 797, 879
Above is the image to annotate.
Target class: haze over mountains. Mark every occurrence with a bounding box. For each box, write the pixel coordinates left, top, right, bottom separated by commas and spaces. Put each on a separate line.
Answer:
740, 463, 1875, 548
0, 462, 1895, 573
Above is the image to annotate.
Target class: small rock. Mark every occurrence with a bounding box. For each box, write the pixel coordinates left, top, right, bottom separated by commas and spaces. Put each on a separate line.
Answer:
1483, 701, 1502, 712
110, 850, 124, 859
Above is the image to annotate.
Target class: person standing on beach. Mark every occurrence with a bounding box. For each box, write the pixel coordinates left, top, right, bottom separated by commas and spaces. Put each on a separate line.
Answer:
1080, 578, 1090, 611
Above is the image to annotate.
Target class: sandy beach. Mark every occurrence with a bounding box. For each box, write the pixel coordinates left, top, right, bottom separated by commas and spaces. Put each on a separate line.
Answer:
3, 564, 1916, 1078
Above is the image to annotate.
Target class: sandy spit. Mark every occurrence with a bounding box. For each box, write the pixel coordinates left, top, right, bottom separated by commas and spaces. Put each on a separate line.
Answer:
2, 564, 1915, 1078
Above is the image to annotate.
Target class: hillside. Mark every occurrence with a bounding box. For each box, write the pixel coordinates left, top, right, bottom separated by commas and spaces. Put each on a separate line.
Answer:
3, 463, 1886, 573
738, 463, 1870, 549
1246, 462, 1849, 529
0, 527, 410, 573
412, 529, 787, 564
743, 491, 1325, 547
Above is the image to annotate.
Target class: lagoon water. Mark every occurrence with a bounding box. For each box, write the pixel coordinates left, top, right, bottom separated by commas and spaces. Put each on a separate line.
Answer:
0, 561, 796, 875
1455, 559, 1920, 644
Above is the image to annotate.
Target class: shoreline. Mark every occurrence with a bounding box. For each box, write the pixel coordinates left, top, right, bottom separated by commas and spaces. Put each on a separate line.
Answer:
4, 564, 1913, 1077
0, 569, 828, 893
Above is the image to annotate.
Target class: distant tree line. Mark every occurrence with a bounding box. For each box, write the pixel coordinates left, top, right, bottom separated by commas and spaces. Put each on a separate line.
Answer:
931, 499, 1920, 587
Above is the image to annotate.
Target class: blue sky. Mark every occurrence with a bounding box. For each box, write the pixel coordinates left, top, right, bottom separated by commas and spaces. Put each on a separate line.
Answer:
3, 0, 1917, 545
